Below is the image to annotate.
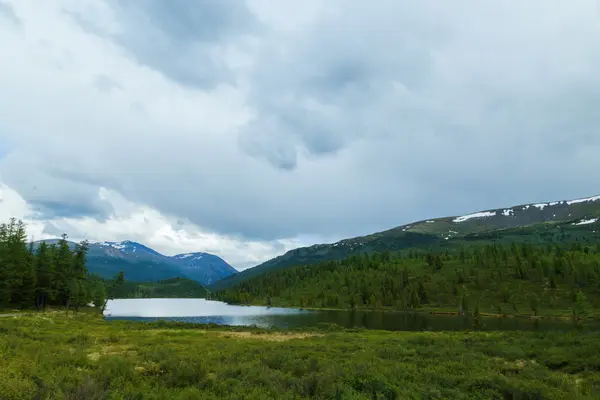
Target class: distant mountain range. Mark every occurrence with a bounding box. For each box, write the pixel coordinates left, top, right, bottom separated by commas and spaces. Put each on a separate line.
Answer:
34, 239, 237, 286
210, 194, 600, 291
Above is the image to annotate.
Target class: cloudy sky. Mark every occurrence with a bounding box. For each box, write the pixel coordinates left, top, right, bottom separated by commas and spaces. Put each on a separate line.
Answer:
1, 0, 599, 270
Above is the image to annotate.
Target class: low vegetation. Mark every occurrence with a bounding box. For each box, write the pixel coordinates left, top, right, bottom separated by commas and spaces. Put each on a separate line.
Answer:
1, 311, 600, 399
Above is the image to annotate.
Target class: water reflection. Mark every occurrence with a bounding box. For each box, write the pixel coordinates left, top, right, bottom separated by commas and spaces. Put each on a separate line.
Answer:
105, 299, 594, 332
104, 298, 304, 318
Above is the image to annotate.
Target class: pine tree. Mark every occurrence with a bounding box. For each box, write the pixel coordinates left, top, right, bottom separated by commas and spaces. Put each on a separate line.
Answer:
102, 271, 125, 313
417, 281, 429, 304
6, 219, 29, 306
35, 241, 54, 310
15, 241, 37, 308
0, 222, 10, 306
434, 255, 443, 270
54, 234, 74, 308
71, 241, 89, 312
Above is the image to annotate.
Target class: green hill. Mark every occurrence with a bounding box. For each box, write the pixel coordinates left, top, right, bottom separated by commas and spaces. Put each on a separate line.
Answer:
215, 237, 600, 318
109, 277, 208, 299
210, 194, 600, 291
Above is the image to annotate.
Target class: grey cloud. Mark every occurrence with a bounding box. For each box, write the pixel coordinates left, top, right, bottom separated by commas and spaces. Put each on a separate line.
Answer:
42, 221, 66, 237
0, 1, 20, 26
71, 0, 261, 89
0, 154, 114, 221
2, 0, 600, 246
92, 75, 122, 93
31, 200, 111, 221
238, 1, 437, 169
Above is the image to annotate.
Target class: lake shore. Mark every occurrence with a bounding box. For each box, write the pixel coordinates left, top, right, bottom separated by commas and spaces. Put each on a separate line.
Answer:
228, 301, 591, 322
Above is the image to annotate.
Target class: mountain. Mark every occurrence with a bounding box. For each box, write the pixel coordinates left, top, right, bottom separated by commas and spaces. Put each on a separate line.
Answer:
172, 252, 238, 285
210, 194, 600, 291
34, 239, 238, 285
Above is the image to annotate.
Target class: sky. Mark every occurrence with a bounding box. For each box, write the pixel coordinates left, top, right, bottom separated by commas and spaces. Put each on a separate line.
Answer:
1, 0, 600, 270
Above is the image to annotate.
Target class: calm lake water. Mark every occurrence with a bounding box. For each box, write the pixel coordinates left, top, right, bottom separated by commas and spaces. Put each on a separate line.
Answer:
104, 298, 592, 331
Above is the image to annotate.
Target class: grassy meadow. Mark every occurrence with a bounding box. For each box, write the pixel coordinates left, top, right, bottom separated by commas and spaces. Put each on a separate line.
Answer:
1, 310, 600, 399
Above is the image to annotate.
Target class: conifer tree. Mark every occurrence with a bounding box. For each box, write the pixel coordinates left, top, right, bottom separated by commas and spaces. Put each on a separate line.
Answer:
35, 241, 54, 310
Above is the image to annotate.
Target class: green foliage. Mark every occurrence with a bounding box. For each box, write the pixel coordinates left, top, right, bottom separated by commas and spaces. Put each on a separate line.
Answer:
1, 313, 600, 399
106, 277, 208, 300
217, 242, 600, 318
0, 219, 100, 312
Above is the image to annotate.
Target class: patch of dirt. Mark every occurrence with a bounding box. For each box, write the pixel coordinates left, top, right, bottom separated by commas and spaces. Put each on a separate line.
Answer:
101, 345, 137, 357
216, 331, 323, 342
87, 345, 137, 362
146, 329, 207, 335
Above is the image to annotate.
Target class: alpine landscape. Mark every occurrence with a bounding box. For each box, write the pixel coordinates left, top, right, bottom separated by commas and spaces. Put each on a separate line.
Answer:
2, 1, 600, 399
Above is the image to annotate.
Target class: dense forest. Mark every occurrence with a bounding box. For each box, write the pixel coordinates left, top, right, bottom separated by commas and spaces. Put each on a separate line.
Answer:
110, 277, 208, 299
216, 242, 600, 318
0, 218, 111, 311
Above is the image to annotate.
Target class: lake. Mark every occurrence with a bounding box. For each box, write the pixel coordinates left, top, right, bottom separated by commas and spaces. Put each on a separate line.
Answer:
104, 298, 590, 331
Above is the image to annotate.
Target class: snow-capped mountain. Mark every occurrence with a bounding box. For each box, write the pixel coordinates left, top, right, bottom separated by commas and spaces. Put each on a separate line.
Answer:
96, 240, 162, 256
35, 239, 238, 285
172, 252, 238, 285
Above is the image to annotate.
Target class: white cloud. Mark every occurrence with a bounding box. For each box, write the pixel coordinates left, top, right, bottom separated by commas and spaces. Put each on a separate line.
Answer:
0, 184, 310, 270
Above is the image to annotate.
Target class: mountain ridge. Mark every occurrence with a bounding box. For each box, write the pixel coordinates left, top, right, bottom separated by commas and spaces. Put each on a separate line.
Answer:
209, 193, 600, 291
34, 239, 238, 285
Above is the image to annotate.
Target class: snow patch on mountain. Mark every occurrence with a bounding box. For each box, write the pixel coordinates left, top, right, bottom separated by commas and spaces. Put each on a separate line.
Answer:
97, 241, 127, 251
176, 253, 196, 259
566, 195, 600, 205
175, 253, 205, 261
502, 209, 514, 216
453, 211, 496, 223
533, 201, 560, 210
573, 218, 598, 226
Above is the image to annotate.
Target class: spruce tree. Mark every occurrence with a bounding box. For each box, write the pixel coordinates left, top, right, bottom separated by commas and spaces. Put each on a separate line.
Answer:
71, 241, 89, 312
15, 241, 37, 308
35, 241, 54, 310
54, 234, 74, 308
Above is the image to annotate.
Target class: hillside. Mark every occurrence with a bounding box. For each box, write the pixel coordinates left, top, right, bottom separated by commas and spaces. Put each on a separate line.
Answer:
215, 233, 600, 318
210, 194, 600, 291
35, 240, 238, 285
109, 277, 208, 299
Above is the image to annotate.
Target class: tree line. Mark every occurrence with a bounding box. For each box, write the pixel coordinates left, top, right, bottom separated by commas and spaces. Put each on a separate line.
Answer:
0, 218, 123, 312
216, 241, 600, 318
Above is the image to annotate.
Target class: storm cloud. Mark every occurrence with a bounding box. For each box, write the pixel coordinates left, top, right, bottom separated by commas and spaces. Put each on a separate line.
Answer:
1, 0, 600, 267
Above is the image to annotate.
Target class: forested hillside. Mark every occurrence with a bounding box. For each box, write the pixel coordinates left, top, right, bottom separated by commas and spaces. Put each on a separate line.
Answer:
109, 277, 208, 299
210, 195, 600, 291
216, 241, 600, 318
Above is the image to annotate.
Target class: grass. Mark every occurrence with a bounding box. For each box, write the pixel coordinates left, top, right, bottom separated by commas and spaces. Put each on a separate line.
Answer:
1, 310, 600, 399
